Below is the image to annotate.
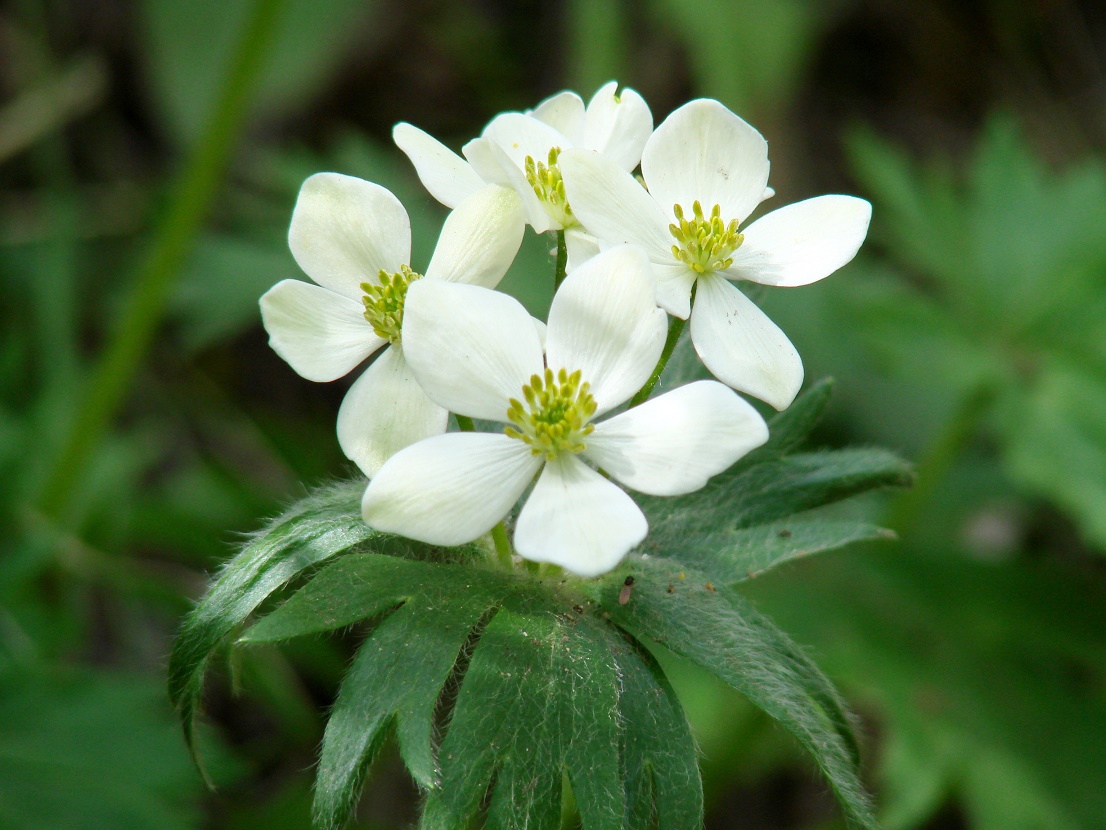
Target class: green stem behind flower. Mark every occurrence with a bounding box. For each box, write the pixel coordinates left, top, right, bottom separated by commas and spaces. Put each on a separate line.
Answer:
628, 314, 686, 408
455, 414, 515, 568
36, 0, 287, 520
554, 230, 568, 290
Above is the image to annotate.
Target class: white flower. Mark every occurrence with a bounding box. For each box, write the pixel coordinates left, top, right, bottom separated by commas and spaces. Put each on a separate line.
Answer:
558, 99, 872, 410
259, 173, 524, 476
393, 81, 653, 267
361, 246, 768, 577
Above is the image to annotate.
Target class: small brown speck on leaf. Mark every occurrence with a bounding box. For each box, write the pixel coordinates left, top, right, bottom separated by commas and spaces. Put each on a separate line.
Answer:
704, 582, 717, 592
667, 584, 675, 593
778, 528, 792, 538
619, 575, 635, 605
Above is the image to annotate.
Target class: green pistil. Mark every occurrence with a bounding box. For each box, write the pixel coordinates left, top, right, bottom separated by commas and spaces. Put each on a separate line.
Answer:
505, 367, 597, 460
669, 201, 744, 274
361, 264, 422, 342
524, 147, 576, 227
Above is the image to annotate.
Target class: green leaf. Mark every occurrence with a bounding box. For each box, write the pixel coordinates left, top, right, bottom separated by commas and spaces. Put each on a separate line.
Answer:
0, 667, 212, 830
240, 553, 498, 645
746, 377, 835, 463
168, 479, 373, 771
669, 518, 895, 586
589, 557, 876, 830
612, 636, 703, 830
1002, 361, 1106, 550
311, 597, 493, 830
140, 0, 381, 145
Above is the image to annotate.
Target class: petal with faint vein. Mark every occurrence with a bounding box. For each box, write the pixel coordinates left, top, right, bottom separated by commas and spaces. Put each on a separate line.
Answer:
582, 82, 653, 171
425, 184, 525, 287
402, 280, 544, 421
393, 123, 484, 209
260, 279, 385, 382
728, 196, 872, 287
337, 346, 449, 478
690, 275, 803, 410
587, 381, 768, 496
363, 433, 541, 545
545, 246, 667, 415
288, 173, 410, 299
559, 150, 672, 260
641, 99, 769, 226
515, 455, 646, 576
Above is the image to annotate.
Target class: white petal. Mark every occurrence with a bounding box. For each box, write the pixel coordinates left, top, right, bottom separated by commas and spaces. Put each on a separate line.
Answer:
653, 262, 697, 318
401, 279, 544, 420
564, 226, 599, 271
530, 91, 586, 144
514, 455, 646, 577
392, 123, 485, 209
690, 274, 803, 410
288, 173, 411, 299
362, 433, 541, 546
558, 149, 673, 260
641, 99, 770, 226
465, 138, 554, 232
337, 346, 449, 478
480, 112, 570, 171
727, 195, 872, 287
582, 82, 653, 171
259, 279, 385, 382
424, 185, 525, 287
461, 137, 514, 188
587, 380, 768, 495
545, 246, 667, 415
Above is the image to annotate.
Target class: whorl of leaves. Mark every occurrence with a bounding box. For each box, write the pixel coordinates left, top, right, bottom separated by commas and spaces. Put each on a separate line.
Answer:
169, 380, 909, 829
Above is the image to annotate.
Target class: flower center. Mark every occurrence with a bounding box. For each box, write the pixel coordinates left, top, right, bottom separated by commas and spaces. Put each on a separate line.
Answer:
504, 367, 597, 460
524, 147, 576, 228
361, 264, 423, 343
669, 201, 744, 274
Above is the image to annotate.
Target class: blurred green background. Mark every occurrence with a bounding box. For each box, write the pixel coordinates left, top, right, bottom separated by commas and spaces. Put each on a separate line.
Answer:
2, 0, 1105, 827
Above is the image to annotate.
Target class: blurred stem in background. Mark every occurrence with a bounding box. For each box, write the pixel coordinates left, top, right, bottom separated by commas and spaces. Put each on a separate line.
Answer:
34, 0, 287, 523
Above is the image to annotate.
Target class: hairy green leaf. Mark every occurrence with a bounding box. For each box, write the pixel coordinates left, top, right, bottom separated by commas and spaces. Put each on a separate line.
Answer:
662, 518, 894, 586
590, 558, 876, 830
168, 479, 372, 770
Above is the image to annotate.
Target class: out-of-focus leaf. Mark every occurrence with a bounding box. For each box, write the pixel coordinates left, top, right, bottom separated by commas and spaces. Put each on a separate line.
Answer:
139, 0, 381, 145
168, 478, 374, 767
1001, 361, 1106, 548
587, 557, 876, 830
746, 548, 1106, 830
0, 668, 207, 830
172, 234, 299, 352
650, 0, 833, 117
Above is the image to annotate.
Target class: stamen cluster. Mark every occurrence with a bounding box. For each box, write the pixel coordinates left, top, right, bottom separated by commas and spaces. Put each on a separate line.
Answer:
504, 367, 597, 460
669, 201, 744, 274
524, 147, 576, 227
361, 264, 423, 342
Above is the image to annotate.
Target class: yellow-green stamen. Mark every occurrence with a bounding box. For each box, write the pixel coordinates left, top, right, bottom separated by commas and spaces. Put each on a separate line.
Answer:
524, 147, 576, 227
361, 264, 422, 342
505, 367, 597, 460
669, 201, 744, 274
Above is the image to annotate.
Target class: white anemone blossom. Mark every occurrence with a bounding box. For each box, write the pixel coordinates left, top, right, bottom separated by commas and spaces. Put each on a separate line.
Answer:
260, 173, 523, 476
361, 246, 769, 577
393, 81, 653, 268
558, 99, 872, 410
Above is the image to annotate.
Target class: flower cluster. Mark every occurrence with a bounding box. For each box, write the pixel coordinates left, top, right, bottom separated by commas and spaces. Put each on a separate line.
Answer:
260, 84, 871, 577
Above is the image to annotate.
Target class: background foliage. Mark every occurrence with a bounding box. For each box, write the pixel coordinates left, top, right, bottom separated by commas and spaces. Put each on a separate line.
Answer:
2, 0, 1105, 828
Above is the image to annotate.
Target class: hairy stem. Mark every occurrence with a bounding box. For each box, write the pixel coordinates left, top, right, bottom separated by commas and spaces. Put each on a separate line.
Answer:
554, 230, 568, 290
36, 0, 287, 520
628, 314, 686, 408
